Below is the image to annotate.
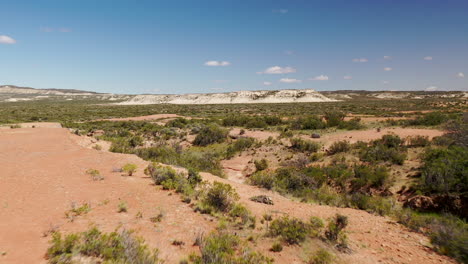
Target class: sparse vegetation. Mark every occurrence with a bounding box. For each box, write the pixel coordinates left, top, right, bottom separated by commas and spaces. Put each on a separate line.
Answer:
46, 227, 161, 264
122, 163, 137, 176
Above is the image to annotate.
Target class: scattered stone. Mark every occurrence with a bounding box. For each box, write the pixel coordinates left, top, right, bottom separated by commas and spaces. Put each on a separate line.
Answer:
249, 195, 274, 205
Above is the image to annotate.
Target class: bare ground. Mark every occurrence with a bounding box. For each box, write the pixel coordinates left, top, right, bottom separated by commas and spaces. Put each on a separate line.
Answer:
0, 125, 455, 264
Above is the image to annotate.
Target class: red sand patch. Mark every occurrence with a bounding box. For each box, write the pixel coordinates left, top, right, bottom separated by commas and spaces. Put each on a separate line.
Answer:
0, 126, 455, 264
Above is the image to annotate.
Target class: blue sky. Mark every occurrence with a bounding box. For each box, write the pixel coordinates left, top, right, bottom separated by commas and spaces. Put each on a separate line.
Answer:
0, 0, 467, 94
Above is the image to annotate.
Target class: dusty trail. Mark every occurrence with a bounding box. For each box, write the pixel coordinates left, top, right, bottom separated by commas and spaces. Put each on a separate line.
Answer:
0, 126, 455, 264
0, 126, 214, 264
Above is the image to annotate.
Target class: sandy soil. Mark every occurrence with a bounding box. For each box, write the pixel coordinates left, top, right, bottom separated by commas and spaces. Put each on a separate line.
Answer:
0, 125, 455, 264
304, 128, 444, 148
0, 126, 214, 264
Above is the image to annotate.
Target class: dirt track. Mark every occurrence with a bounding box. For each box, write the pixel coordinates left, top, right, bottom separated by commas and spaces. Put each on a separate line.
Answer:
0, 126, 455, 264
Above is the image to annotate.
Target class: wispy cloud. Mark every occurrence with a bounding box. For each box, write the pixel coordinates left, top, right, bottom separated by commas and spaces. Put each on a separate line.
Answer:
343, 75, 352, 80
309, 75, 329, 81
423, 56, 433, 61
280, 78, 301, 83
352, 58, 368, 63
384, 67, 392, 71
382, 80, 390, 85
425, 86, 438, 91
0, 35, 16, 44
273, 9, 288, 14
258, 66, 296, 74
204, 61, 231, 66
383, 56, 392, 60
40, 27, 72, 33
457, 72, 465, 78
263, 81, 272, 86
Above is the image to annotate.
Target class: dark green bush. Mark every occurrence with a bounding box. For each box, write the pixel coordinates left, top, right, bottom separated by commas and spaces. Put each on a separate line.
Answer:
269, 216, 311, 244
254, 159, 269, 171
352, 165, 392, 192
325, 214, 348, 243
199, 182, 240, 213
290, 138, 320, 152
193, 124, 228, 146
248, 171, 275, 190
328, 140, 351, 155
419, 146, 468, 194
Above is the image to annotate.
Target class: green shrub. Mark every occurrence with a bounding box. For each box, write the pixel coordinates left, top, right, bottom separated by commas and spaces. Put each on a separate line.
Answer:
270, 242, 283, 252
290, 138, 320, 153
226, 137, 255, 158
308, 249, 334, 264
118, 202, 128, 213
290, 115, 326, 130
360, 136, 407, 165
328, 140, 351, 155
122, 163, 137, 176
86, 169, 104, 181
269, 216, 311, 244
144, 163, 195, 195
406, 135, 430, 147
46, 227, 161, 264
324, 111, 346, 127
192, 231, 272, 264
199, 182, 240, 213
419, 146, 468, 194
254, 159, 269, 171
325, 214, 348, 243
193, 124, 228, 146
248, 171, 275, 190
351, 165, 392, 192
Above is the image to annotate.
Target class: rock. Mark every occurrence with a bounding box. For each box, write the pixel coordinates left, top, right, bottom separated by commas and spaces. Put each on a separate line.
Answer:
311, 133, 321, 138
404, 195, 435, 211
249, 195, 274, 205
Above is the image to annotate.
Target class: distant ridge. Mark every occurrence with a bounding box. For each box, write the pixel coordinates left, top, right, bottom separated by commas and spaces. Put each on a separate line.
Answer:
0, 85, 100, 95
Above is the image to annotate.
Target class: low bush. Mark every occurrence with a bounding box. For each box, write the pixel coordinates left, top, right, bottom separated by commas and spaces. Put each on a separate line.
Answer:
193, 124, 228, 146
248, 171, 275, 190
308, 249, 334, 264
351, 165, 393, 192
191, 231, 272, 264
325, 214, 348, 244
226, 137, 255, 158
406, 135, 430, 147
328, 140, 351, 155
270, 242, 283, 252
46, 227, 161, 264
269, 216, 312, 244
290, 138, 320, 153
198, 182, 240, 214
122, 163, 137, 176
418, 146, 468, 194
254, 159, 268, 171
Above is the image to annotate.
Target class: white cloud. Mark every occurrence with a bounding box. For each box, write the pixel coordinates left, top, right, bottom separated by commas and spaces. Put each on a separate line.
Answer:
425, 86, 438, 91
309, 75, 329, 81
423, 56, 433, 61
352, 58, 368, 63
343, 75, 352, 80
382, 80, 390, 85
457, 72, 465, 78
280, 78, 301, 83
0, 35, 16, 44
384, 67, 392, 71
384, 56, 392, 60
263, 81, 272, 86
204, 61, 231, 66
258, 66, 296, 74
273, 9, 288, 14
